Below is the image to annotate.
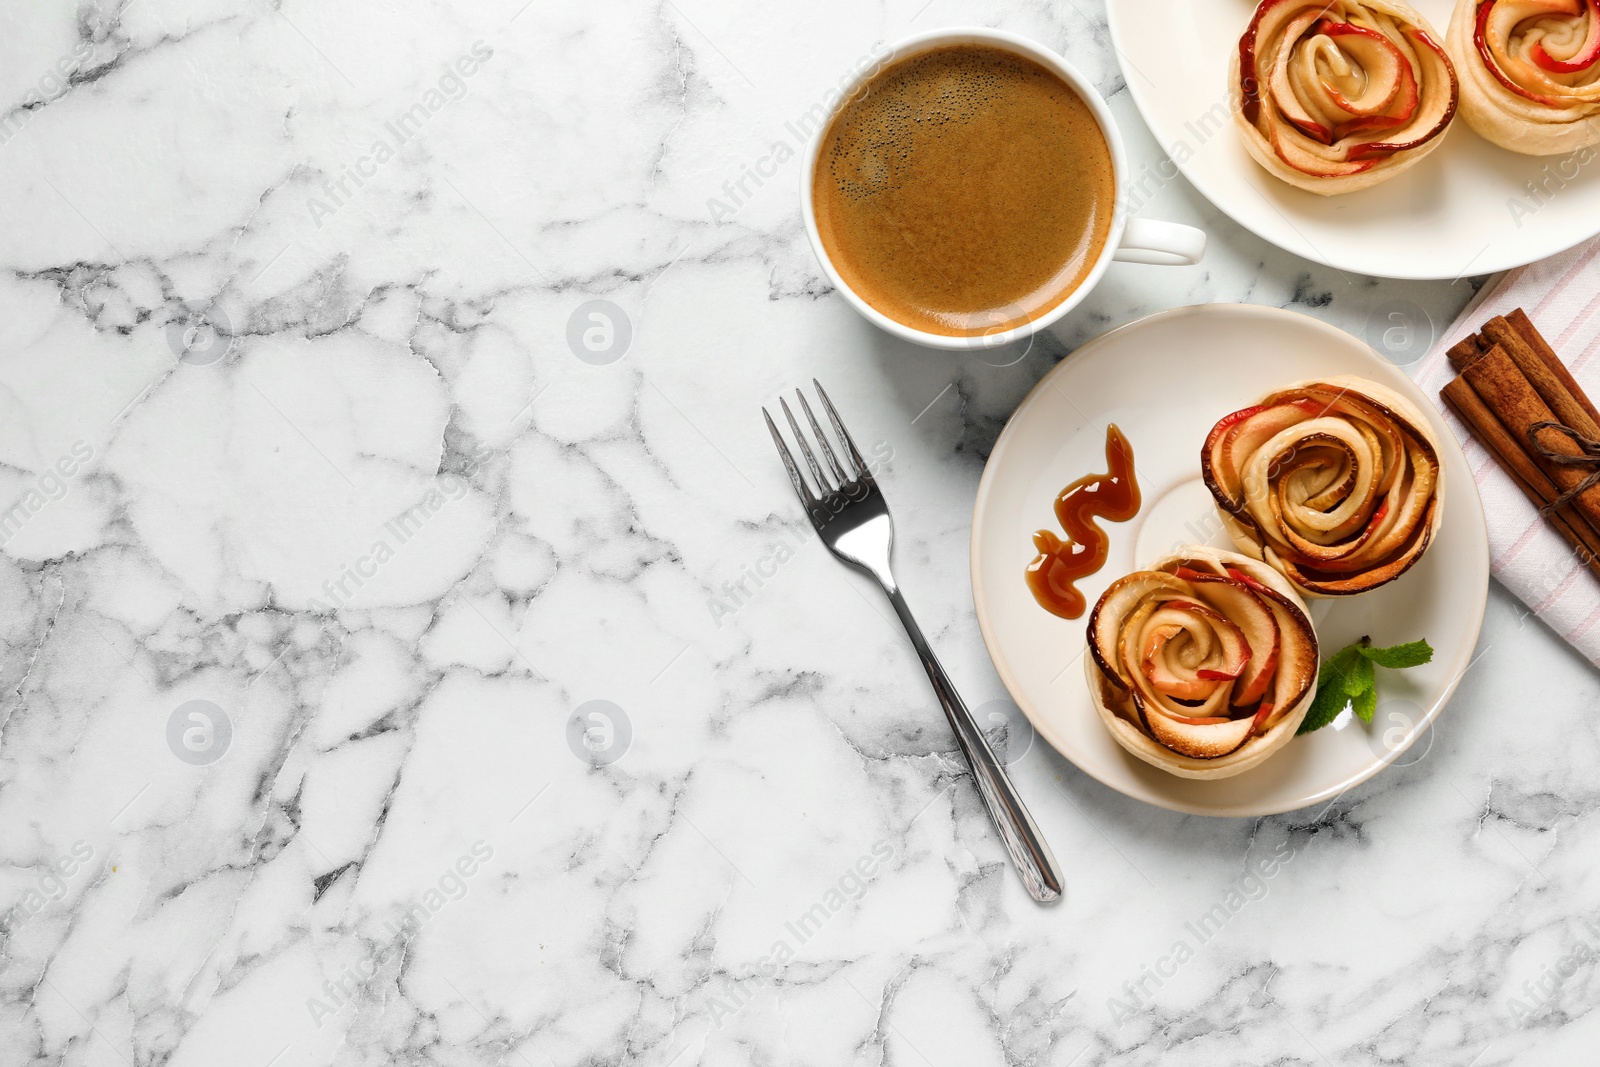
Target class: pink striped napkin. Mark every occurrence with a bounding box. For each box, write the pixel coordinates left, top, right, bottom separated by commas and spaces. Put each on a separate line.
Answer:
1413, 237, 1600, 666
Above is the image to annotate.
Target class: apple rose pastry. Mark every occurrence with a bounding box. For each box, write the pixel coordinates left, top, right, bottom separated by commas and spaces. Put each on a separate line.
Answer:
1085, 547, 1318, 780
1202, 375, 1444, 598
1447, 0, 1600, 154
1232, 0, 1460, 194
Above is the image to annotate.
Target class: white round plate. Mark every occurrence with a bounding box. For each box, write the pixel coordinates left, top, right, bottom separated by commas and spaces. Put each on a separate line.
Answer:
1105, 0, 1600, 279
971, 304, 1489, 816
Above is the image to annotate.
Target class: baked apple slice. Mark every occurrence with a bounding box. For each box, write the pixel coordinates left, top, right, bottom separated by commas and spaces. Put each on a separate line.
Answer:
1086, 547, 1318, 780
1200, 376, 1444, 598
1447, 0, 1600, 154
1233, 0, 1459, 193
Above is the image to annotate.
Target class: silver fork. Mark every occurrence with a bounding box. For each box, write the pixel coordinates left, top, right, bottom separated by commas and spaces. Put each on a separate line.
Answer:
764, 381, 1063, 904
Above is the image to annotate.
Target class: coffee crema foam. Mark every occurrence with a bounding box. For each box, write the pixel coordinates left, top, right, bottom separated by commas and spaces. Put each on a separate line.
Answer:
813, 45, 1115, 338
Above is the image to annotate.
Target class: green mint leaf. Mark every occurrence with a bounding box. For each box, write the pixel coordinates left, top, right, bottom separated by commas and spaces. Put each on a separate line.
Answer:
1351, 658, 1377, 722
1296, 636, 1430, 736
1356, 639, 1434, 670
1323, 646, 1361, 695
1297, 648, 1360, 735
1296, 682, 1348, 735
1325, 644, 1359, 677
1343, 651, 1376, 697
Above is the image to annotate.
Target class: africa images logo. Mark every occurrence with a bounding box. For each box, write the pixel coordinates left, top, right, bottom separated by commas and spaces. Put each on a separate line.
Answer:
166, 700, 232, 766
566, 700, 632, 767
304, 41, 494, 228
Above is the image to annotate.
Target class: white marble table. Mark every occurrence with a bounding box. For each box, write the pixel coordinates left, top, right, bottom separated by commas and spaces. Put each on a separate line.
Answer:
2, 2, 1598, 1065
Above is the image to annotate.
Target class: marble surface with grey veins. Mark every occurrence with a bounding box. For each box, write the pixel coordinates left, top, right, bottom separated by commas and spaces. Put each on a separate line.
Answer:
1, 0, 1598, 1065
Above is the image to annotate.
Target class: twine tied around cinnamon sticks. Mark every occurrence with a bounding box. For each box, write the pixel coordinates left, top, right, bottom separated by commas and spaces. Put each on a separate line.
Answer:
1526, 420, 1600, 517
1440, 308, 1600, 578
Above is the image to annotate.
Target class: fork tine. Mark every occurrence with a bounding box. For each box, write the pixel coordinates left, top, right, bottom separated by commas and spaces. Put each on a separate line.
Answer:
781, 397, 834, 495
764, 408, 816, 505
797, 390, 850, 483
813, 379, 870, 480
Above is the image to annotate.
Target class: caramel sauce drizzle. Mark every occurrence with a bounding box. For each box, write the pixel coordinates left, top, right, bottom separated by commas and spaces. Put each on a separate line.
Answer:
1026, 424, 1141, 619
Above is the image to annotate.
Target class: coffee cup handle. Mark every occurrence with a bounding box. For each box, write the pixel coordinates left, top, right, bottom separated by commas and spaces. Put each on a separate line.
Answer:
1113, 218, 1206, 266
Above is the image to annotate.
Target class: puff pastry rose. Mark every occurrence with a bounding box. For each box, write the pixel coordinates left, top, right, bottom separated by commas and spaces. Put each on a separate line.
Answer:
1232, 0, 1460, 193
1085, 547, 1318, 780
1448, 0, 1600, 153
1202, 375, 1444, 598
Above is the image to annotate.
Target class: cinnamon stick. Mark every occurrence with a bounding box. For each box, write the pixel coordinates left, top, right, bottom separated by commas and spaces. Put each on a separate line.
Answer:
1448, 333, 1487, 372
1442, 378, 1600, 577
1461, 344, 1600, 535
1506, 307, 1600, 429
1482, 314, 1600, 442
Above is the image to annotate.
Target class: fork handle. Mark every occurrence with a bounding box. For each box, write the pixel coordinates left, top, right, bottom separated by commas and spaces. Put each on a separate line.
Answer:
884, 586, 1064, 904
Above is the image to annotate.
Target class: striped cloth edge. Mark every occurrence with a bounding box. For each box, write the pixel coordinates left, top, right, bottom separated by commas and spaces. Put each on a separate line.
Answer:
1411, 236, 1600, 667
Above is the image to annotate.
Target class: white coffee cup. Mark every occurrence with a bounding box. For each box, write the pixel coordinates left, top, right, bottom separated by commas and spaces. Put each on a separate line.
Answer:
799, 28, 1206, 351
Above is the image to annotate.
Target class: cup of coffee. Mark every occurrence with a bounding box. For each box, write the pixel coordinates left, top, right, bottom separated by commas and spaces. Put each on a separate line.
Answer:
801, 28, 1205, 351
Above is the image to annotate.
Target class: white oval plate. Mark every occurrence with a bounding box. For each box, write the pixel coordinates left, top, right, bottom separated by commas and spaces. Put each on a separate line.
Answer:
1105, 0, 1600, 279
971, 304, 1489, 816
